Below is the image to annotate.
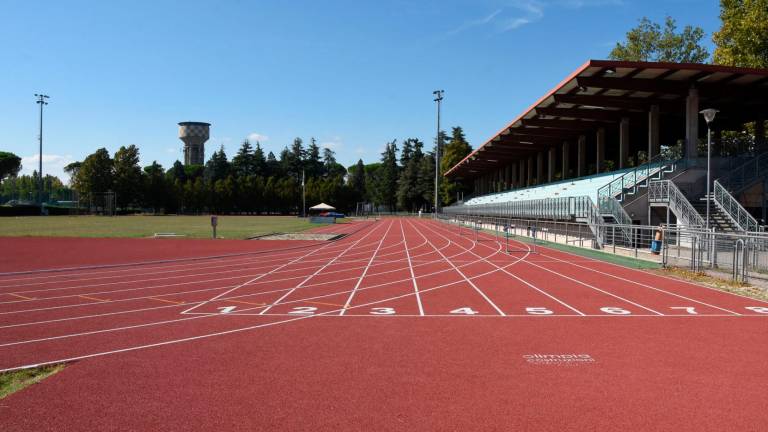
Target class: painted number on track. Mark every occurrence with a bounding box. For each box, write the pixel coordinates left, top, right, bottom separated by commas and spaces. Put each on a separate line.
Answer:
450, 307, 479, 315
670, 307, 698, 314
600, 307, 631, 315
746, 307, 768, 314
370, 307, 396, 315
526, 307, 554, 315
218, 306, 237, 314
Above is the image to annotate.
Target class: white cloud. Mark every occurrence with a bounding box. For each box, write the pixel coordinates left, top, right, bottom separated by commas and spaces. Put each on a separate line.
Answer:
166, 147, 179, 154
446, 0, 621, 35
20, 153, 75, 182
247, 132, 269, 143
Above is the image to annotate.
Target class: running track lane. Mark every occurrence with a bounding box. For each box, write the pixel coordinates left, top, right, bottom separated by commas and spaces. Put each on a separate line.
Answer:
2, 218, 768, 431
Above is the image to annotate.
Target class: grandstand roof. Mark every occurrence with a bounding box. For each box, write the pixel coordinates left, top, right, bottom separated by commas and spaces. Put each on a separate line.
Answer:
446, 60, 768, 179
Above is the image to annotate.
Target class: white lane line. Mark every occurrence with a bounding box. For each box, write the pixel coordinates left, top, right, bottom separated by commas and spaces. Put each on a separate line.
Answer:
0, 244, 539, 372
182, 220, 382, 314
340, 220, 395, 315
0, 221, 377, 283
407, 219, 505, 316
400, 219, 424, 316
0, 236, 458, 318
458, 223, 663, 315
257, 220, 387, 315
426, 219, 585, 316
534, 251, 741, 315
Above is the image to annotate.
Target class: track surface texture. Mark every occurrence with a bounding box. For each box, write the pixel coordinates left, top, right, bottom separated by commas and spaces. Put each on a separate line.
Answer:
1, 217, 767, 431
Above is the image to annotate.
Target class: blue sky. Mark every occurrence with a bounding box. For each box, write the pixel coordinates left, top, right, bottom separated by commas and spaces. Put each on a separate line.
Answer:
2, 0, 721, 181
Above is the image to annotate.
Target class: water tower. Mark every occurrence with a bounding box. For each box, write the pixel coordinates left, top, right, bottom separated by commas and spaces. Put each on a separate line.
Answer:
178, 121, 210, 165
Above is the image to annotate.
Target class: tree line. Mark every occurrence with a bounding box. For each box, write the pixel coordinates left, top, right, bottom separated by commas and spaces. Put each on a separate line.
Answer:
0, 127, 473, 215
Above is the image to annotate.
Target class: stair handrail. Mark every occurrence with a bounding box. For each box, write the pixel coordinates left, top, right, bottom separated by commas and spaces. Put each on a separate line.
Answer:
717, 151, 768, 193
713, 180, 761, 232
597, 153, 680, 213
648, 180, 705, 228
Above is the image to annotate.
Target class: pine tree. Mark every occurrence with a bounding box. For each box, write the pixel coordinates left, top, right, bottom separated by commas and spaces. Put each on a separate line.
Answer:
253, 142, 266, 176
204, 145, 230, 183
232, 139, 255, 177
440, 127, 473, 205
377, 140, 399, 211
306, 138, 323, 178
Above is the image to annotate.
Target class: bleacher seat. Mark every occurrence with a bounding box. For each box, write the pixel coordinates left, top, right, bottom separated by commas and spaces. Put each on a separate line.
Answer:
464, 162, 663, 206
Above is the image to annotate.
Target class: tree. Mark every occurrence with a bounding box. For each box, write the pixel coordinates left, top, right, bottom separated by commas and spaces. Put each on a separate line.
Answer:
440, 127, 473, 205
417, 152, 436, 211
75, 148, 114, 202
204, 145, 230, 183
306, 138, 323, 178
166, 160, 186, 183
232, 139, 256, 177
143, 161, 166, 213
0, 151, 22, 183
348, 159, 366, 198
64, 162, 82, 186
609, 16, 709, 63
253, 142, 266, 176
113, 145, 143, 209
713, 0, 768, 68
376, 140, 399, 210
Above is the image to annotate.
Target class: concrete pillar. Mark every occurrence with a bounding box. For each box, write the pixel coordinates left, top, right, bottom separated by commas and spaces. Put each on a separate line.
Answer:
562, 141, 570, 179
596, 128, 606, 173
511, 163, 518, 189
577, 135, 586, 177
548, 147, 555, 182
537, 152, 544, 184
527, 157, 533, 185
648, 104, 660, 159
504, 165, 511, 189
685, 87, 699, 159
519, 160, 526, 187
620, 117, 630, 169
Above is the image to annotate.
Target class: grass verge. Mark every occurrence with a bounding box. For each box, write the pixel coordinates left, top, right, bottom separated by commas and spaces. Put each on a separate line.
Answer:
0, 364, 66, 399
655, 267, 768, 302
471, 227, 661, 269
0, 215, 315, 239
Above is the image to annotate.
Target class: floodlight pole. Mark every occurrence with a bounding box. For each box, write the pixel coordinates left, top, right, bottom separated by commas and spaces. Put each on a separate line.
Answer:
433, 90, 444, 217
35, 93, 49, 214
302, 170, 306, 218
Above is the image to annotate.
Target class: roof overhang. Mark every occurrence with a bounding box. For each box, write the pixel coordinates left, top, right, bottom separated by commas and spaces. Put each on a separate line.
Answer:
446, 60, 768, 179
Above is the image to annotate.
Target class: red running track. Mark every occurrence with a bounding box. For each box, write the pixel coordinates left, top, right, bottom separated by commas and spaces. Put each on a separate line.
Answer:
2, 217, 768, 431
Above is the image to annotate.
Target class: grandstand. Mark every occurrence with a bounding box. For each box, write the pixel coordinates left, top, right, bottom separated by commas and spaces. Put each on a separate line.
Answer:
443, 60, 768, 277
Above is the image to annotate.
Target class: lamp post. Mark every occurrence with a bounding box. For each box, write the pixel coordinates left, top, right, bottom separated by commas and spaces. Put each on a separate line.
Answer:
700, 108, 718, 233
35, 93, 49, 213
433, 90, 444, 216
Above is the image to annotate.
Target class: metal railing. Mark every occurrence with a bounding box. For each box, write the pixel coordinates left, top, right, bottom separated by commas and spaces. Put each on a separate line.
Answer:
713, 180, 762, 232
438, 213, 768, 283
717, 151, 768, 194
648, 180, 705, 228
597, 154, 679, 212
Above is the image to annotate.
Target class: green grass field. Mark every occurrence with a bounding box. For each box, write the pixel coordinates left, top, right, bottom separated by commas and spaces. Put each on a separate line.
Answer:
0, 215, 316, 239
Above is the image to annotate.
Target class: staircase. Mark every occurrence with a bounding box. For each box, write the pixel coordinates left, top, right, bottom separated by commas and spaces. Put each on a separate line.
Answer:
691, 193, 740, 233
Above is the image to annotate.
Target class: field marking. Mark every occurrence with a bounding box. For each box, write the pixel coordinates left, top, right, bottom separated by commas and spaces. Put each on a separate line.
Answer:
533, 250, 741, 315
181, 220, 383, 315
7, 293, 35, 300
432, 220, 663, 315
0, 220, 378, 284
78, 295, 108, 302
340, 219, 397, 315
400, 219, 424, 316
422, 220, 586, 316
148, 297, 185, 305
258, 220, 390, 315
407, 219, 506, 316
